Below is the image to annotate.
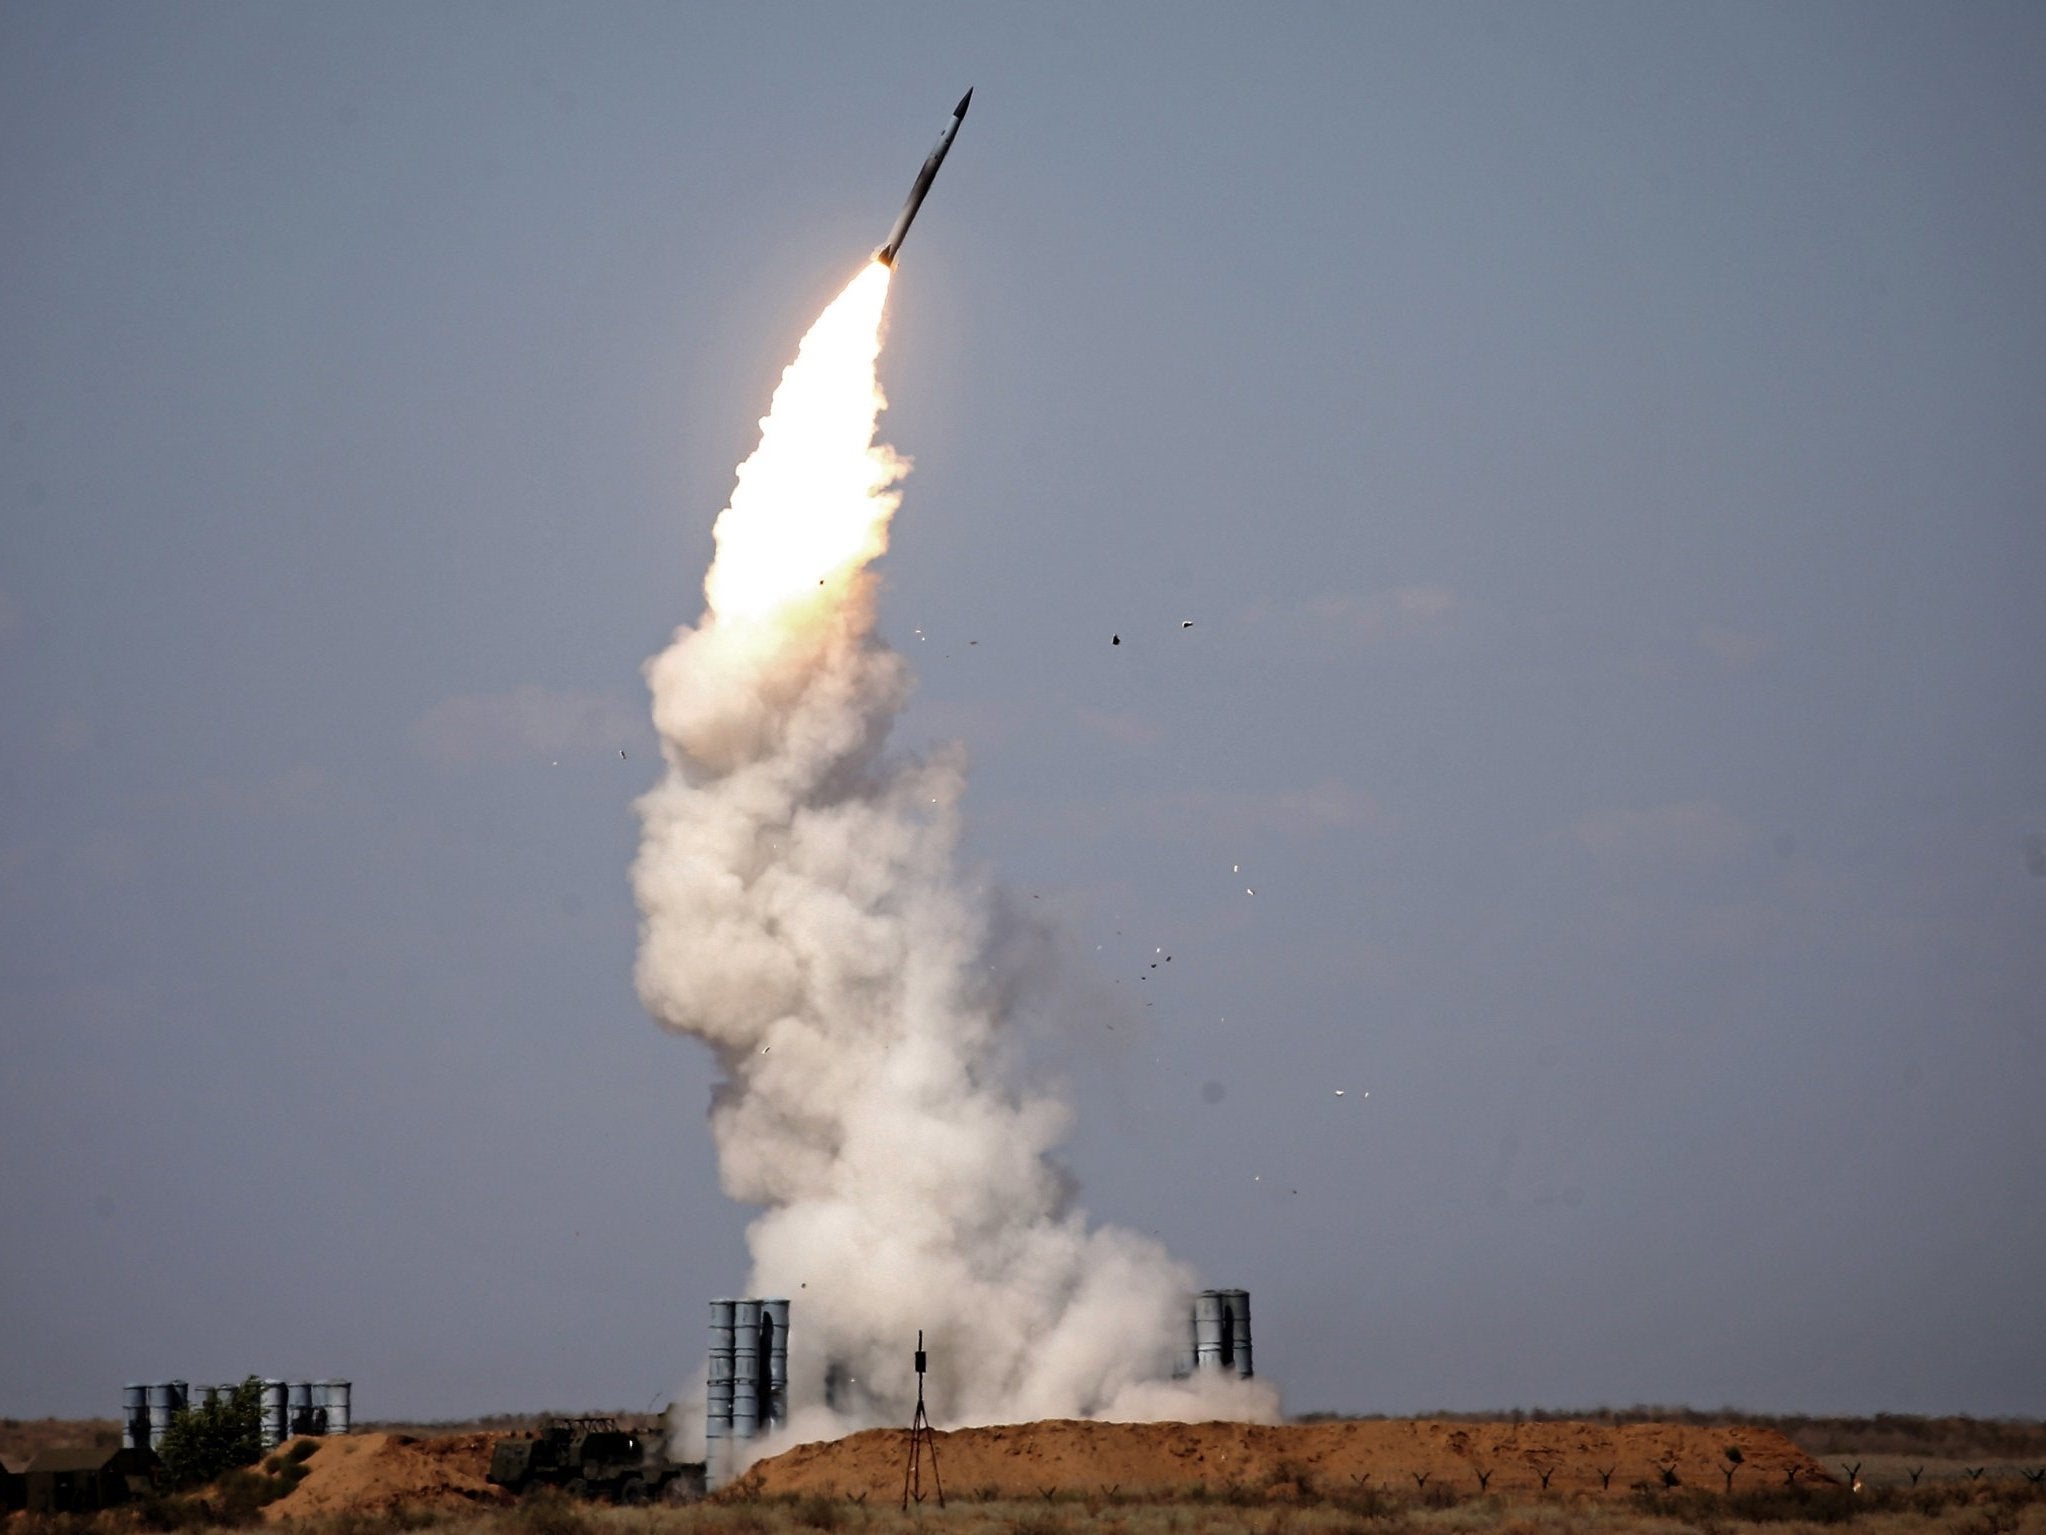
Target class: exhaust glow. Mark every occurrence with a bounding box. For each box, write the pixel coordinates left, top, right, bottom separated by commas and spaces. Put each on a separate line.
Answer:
703, 262, 904, 627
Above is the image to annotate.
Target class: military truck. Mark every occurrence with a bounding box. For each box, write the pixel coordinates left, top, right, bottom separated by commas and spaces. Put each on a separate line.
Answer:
21, 1447, 160, 1514
486, 1418, 703, 1504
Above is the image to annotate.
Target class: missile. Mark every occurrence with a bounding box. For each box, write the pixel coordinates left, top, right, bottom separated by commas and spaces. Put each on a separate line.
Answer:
876, 89, 972, 267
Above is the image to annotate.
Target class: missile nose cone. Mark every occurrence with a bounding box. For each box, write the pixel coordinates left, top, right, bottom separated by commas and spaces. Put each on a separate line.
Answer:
954, 88, 973, 118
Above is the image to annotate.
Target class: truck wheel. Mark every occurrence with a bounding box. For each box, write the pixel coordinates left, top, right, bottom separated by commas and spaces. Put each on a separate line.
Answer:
619, 1477, 648, 1506
563, 1479, 588, 1501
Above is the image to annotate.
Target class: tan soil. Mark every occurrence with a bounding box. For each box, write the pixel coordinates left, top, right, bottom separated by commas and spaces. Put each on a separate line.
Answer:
738, 1419, 1833, 1500
260, 1433, 507, 1522
0, 1419, 1830, 1520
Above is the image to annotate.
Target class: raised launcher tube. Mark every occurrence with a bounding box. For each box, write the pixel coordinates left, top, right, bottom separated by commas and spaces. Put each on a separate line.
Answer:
705, 1296, 791, 1489
1192, 1290, 1226, 1372
730, 1299, 763, 1440
705, 1299, 737, 1471
260, 1380, 288, 1449
1219, 1289, 1253, 1378
122, 1385, 147, 1450
318, 1381, 352, 1436
147, 1383, 188, 1448
761, 1299, 790, 1429
1190, 1288, 1255, 1378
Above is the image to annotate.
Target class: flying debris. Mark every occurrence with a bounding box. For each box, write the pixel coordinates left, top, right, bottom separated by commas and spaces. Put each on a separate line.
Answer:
1181, 620, 1194, 629
877, 89, 972, 267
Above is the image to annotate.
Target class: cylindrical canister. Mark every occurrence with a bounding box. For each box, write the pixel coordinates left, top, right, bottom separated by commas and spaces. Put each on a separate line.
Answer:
260, 1381, 287, 1448
705, 1299, 736, 1446
1220, 1289, 1253, 1378
1192, 1291, 1225, 1371
730, 1300, 763, 1439
318, 1381, 351, 1435
146, 1384, 173, 1446
761, 1299, 790, 1429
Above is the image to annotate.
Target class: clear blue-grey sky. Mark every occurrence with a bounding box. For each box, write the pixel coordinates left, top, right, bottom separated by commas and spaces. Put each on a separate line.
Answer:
4, 1, 2043, 1421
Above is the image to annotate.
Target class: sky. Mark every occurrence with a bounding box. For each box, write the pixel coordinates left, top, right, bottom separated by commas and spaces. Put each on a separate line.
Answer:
4, 1, 2044, 1423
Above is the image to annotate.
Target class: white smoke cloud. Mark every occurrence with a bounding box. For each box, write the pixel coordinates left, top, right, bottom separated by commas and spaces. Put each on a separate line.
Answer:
633, 264, 1278, 1451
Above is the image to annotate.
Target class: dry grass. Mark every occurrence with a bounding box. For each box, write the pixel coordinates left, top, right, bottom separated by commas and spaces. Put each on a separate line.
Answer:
9, 1416, 2041, 1535
1291, 1417, 2046, 1469
8, 1477, 2045, 1535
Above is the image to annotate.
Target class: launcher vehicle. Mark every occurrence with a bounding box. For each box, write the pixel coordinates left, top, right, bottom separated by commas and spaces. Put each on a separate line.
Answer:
486, 1417, 703, 1504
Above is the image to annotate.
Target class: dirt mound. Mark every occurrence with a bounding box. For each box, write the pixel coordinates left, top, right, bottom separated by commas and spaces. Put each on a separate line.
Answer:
261, 1433, 507, 1522
739, 1418, 1831, 1499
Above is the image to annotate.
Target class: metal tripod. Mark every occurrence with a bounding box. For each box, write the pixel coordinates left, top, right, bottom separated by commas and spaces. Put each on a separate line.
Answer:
899, 1330, 944, 1510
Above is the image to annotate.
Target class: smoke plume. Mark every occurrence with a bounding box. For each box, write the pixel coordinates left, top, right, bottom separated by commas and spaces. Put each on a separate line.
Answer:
634, 262, 1277, 1448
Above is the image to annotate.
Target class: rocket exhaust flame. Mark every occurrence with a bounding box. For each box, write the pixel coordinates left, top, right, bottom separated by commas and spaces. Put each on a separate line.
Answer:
634, 259, 1277, 1455
699, 262, 903, 627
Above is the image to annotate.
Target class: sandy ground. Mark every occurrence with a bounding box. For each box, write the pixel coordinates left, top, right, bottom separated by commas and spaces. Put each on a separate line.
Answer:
0, 1419, 1831, 1519
260, 1433, 506, 1522
736, 1419, 1833, 1500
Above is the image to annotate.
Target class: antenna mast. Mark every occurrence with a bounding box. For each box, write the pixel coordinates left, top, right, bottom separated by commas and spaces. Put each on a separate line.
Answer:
899, 1330, 945, 1509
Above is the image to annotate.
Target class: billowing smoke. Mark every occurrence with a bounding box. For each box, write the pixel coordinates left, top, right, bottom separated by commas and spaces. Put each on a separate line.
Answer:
634, 262, 1277, 1451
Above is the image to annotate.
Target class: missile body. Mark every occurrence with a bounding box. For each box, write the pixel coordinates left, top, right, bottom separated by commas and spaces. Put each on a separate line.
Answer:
877, 89, 972, 266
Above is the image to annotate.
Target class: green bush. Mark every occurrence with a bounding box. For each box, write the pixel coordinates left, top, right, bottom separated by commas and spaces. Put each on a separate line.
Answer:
131, 1466, 290, 1535
156, 1379, 266, 1491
